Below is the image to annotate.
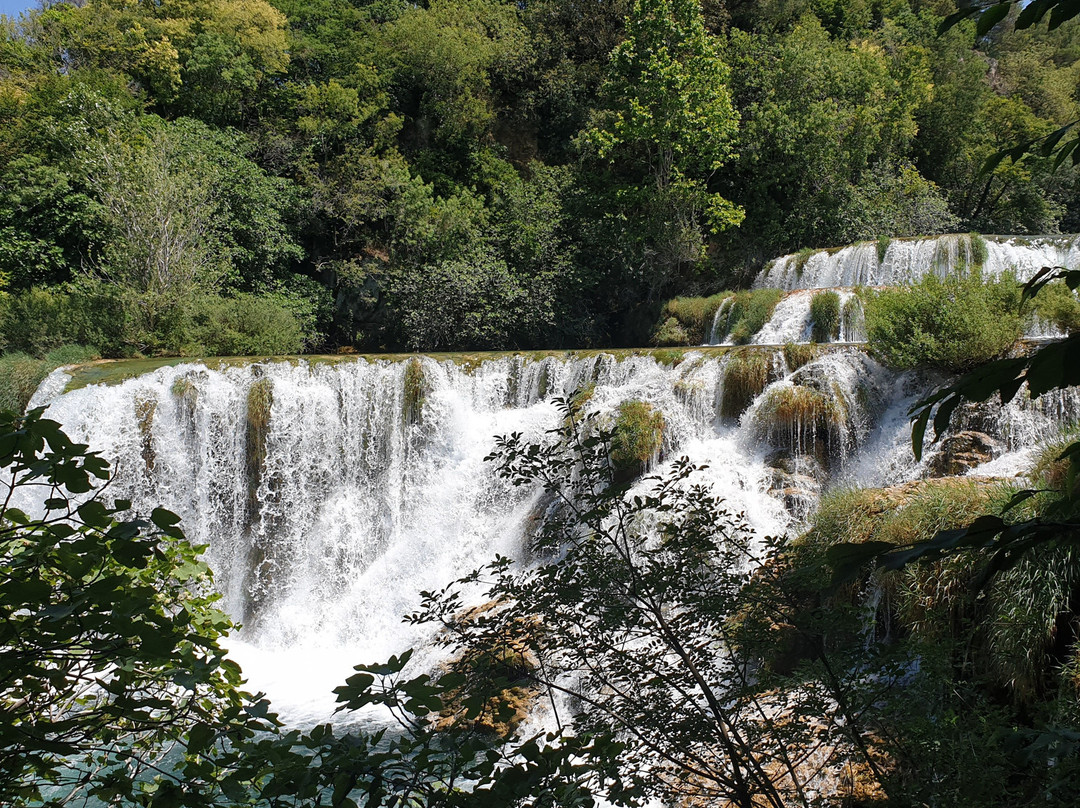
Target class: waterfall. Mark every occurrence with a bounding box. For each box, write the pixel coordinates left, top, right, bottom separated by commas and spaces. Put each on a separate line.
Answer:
755, 234, 1080, 290
28, 344, 1080, 721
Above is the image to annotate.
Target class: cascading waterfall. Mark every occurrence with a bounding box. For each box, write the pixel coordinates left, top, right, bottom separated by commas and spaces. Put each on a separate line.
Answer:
22, 230, 1080, 729
30, 341, 1079, 723
755, 234, 1080, 290
702, 234, 1079, 346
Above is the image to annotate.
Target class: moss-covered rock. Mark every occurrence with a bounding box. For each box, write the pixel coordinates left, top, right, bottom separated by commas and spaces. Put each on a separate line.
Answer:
402, 357, 427, 425
435, 604, 539, 739
246, 377, 274, 499
752, 382, 847, 467
782, 342, 818, 372
134, 393, 157, 473
650, 295, 731, 345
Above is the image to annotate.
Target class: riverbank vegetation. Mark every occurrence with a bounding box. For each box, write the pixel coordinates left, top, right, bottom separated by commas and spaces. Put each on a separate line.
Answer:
3, 0, 1080, 358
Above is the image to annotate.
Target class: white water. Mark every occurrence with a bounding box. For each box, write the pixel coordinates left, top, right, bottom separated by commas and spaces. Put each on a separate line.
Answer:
755, 234, 1080, 290
31, 346, 1079, 722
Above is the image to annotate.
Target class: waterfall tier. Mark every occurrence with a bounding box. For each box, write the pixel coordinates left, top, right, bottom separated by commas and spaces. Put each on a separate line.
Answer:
755, 234, 1080, 290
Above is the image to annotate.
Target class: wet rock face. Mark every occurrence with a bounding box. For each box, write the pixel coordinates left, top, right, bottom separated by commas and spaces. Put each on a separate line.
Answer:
926, 431, 999, 478
765, 450, 824, 519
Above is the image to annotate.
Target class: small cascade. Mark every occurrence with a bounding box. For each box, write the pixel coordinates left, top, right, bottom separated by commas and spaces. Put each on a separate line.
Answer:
755, 234, 1080, 291
706, 296, 734, 345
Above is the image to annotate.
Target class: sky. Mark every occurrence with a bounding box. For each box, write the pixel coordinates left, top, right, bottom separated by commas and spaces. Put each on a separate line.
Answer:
0, 2, 31, 19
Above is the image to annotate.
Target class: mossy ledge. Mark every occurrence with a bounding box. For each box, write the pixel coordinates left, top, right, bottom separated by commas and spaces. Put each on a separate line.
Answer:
610, 399, 665, 482
58, 346, 867, 394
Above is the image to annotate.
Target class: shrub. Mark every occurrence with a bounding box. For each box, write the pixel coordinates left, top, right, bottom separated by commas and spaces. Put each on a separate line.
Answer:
718, 289, 784, 345
0, 284, 133, 358
792, 248, 817, 275
609, 399, 664, 480
1029, 280, 1080, 333
651, 294, 730, 345
864, 269, 1023, 371
186, 293, 309, 356
403, 357, 427, 425
651, 316, 691, 347
809, 290, 841, 343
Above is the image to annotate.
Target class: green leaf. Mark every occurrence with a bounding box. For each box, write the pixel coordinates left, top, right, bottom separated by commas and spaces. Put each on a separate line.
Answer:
976, 3, 1011, 36
825, 540, 895, 586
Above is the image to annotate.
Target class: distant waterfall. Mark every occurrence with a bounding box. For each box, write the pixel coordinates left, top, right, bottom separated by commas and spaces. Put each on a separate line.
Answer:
754, 234, 1080, 290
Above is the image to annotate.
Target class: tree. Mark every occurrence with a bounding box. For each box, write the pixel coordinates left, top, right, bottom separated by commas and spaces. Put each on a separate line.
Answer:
827, 0, 1080, 584
586, 0, 742, 291
412, 398, 890, 807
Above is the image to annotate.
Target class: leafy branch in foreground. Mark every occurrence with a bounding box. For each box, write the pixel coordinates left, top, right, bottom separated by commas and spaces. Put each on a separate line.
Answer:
0, 408, 612, 806
409, 397, 897, 807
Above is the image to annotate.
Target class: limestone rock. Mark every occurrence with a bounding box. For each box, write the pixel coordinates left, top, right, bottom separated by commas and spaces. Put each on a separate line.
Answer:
926, 431, 999, 478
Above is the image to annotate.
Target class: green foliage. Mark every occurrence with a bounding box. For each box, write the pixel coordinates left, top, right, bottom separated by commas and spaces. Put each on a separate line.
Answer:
0, 409, 256, 806
970, 232, 989, 267
1030, 279, 1080, 333
402, 357, 427, 425
185, 292, 311, 356
809, 290, 841, 343
651, 293, 730, 345
0, 353, 47, 413
716, 288, 784, 345
865, 269, 1024, 371
841, 294, 865, 341
586, 0, 742, 290
609, 398, 664, 478
0, 284, 132, 358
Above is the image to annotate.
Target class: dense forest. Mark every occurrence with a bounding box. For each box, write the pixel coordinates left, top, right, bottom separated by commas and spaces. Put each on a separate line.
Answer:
1, 0, 1080, 361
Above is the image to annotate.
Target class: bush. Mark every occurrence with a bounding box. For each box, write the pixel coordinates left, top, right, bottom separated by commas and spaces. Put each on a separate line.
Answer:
809, 290, 841, 343
1029, 280, 1080, 333
651, 294, 730, 345
187, 293, 309, 356
864, 269, 1023, 371
0, 284, 133, 357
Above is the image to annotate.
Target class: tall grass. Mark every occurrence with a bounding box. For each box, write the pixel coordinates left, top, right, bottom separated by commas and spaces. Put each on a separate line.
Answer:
809, 291, 841, 343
